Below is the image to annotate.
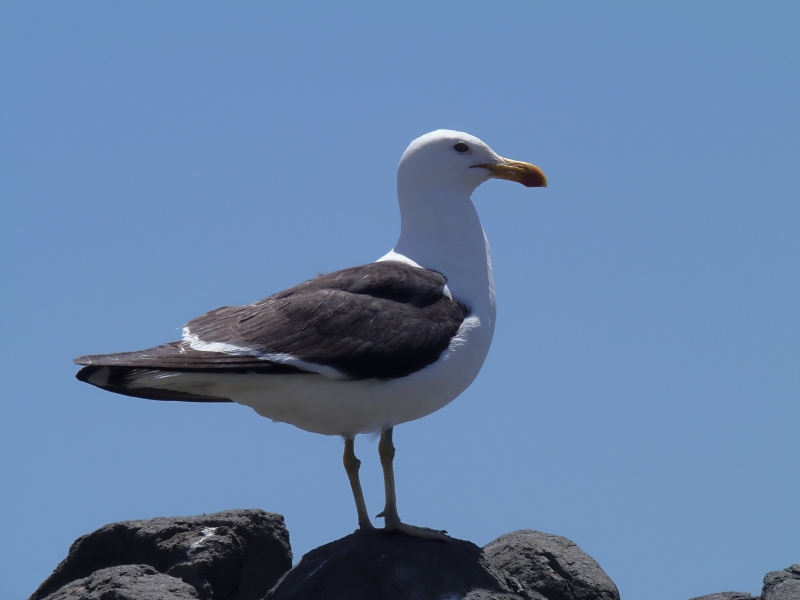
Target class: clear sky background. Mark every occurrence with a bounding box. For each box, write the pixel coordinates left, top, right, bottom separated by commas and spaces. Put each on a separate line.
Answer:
1, 3, 798, 599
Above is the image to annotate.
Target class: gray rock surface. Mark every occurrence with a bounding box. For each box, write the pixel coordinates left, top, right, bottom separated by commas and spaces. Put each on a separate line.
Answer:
762, 565, 800, 600
483, 530, 620, 600
30, 509, 291, 600
689, 593, 757, 600
32, 506, 800, 600
688, 564, 800, 600
39, 565, 199, 600
266, 528, 618, 600
265, 529, 519, 600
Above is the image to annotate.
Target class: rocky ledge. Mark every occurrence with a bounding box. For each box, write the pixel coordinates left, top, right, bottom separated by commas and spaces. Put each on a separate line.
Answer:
689, 565, 800, 600
29, 510, 291, 600
28, 509, 798, 600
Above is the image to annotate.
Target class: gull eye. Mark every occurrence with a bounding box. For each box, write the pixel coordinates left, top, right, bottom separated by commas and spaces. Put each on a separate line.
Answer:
453, 143, 469, 154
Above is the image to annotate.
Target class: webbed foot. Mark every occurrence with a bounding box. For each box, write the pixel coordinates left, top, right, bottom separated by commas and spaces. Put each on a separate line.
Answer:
376, 510, 449, 541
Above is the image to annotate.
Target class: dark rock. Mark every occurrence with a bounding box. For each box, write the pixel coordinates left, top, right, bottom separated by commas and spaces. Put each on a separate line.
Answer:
31, 509, 621, 600
762, 564, 800, 600
266, 529, 520, 600
30, 509, 291, 600
40, 565, 199, 600
689, 564, 800, 600
689, 593, 757, 600
266, 528, 619, 600
483, 530, 620, 600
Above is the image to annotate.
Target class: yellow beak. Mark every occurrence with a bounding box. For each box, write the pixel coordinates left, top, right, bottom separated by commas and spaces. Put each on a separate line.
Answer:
472, 158, 548, 188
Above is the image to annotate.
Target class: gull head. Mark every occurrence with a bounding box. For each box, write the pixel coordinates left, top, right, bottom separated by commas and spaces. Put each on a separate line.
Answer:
398, 130, 547, 195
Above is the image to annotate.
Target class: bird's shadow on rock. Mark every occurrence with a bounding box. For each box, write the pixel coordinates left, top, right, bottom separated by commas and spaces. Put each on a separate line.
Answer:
267, 528, 520, 600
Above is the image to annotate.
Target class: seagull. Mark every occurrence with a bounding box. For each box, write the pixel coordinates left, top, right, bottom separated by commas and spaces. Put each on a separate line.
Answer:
75, 130, 547, 540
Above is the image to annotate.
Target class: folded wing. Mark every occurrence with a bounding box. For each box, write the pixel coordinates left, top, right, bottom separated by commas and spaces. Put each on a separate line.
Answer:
74, 261, 467, 401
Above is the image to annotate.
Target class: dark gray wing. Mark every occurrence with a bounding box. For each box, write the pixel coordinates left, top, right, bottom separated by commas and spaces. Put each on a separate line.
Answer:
74, 341, 306, 373
184, 261, 467, 379
75, 261, 468, 385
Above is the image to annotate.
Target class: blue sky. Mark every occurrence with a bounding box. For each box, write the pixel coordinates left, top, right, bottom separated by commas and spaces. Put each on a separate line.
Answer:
1, 3, 798, 599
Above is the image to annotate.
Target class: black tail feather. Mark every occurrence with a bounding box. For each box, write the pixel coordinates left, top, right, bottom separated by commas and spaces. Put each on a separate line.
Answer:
76, 365, 233, 403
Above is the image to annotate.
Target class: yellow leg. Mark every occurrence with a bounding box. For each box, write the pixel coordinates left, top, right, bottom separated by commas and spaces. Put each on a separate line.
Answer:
376, 427, 449, 541
343, 436, 374, 531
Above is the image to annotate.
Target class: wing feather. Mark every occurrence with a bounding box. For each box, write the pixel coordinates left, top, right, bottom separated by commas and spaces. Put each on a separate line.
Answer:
74, 261, 467, 383
184, 261, 467, 379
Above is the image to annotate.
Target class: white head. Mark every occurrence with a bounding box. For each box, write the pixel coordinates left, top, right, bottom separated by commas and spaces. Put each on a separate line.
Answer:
387, 130, 547, 339
387, 129, 547, 299
398, 129, 547, 195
